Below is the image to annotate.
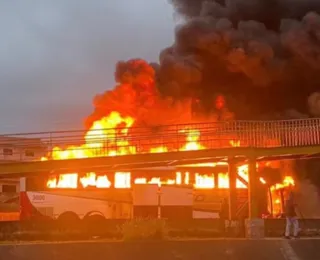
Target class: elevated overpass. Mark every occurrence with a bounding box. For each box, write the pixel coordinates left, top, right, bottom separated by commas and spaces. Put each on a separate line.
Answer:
0, 118, 319, 176
0, 118, 319, 219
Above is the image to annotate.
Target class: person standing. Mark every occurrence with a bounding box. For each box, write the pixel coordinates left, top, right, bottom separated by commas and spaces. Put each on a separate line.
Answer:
219, 197, 229, 235
284, 189, 299, 239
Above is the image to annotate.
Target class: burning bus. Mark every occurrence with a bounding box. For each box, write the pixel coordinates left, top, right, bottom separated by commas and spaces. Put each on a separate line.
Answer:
19, 162, 294, 223
17, 108, 296, 223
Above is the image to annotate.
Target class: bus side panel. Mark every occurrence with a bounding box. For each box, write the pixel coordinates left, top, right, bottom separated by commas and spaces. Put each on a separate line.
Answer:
132, 185, 194, 219
21, 191, 132, 220
193, 189, 249, 219
161, 185, 193, 219
20, 191, 40, 220
133, 184, 158, 218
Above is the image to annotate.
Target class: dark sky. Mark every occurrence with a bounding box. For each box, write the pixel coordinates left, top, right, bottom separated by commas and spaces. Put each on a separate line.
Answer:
0, 0, 175, 133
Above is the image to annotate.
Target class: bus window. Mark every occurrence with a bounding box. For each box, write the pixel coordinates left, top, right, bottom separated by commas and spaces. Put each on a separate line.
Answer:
2, 185, 17, 193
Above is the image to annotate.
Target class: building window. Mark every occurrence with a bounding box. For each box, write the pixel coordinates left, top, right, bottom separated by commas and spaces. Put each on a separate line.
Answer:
3, 148, 13, 156
25, 150, 35, 157
2, 185, 16, 193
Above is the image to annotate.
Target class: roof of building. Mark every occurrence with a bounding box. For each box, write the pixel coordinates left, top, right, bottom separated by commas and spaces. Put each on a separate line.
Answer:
0, 136, 47, 149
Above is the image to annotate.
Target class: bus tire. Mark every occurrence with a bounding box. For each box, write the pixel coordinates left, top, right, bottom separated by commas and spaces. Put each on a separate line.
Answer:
57, 211, 80, 231
83, 214, 106, 236
84, 211, 105, 219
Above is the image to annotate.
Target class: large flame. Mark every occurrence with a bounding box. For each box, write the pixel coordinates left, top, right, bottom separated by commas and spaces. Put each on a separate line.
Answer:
268, 176, 295, 217
179, 129, 205, 151
80, 172, 111, 188
44, 111, 136, 160
43, 110, 295, 217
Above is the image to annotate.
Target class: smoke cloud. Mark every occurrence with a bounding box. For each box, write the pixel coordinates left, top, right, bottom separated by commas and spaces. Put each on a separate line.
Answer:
84, 1, 320, 189
86, 59, 196, 128
87, 58, 235, 128
154, 0, 320, 119
87, 0, 320, 129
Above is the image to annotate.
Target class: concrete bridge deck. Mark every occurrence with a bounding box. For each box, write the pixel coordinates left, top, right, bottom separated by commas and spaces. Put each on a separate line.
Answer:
0, 146, 320, 178
0, 238, 319, 260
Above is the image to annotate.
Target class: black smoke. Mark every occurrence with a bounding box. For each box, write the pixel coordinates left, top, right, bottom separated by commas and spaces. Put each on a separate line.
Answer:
156, 0, 320, 119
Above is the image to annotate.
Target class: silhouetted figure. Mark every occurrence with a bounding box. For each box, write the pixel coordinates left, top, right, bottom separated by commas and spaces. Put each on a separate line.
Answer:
284, 189, 299, 239
219, 197, 229, 235
220, 197, 229, 220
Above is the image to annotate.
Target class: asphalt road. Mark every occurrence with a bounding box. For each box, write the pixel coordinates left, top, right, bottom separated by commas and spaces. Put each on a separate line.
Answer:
0, 238, 318, 260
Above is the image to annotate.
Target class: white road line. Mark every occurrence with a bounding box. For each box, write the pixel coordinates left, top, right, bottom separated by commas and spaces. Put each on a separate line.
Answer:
280, 240, 301, 260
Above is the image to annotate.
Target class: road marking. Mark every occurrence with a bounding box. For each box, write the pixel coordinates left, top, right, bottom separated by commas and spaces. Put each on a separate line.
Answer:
280, 240, 300, 260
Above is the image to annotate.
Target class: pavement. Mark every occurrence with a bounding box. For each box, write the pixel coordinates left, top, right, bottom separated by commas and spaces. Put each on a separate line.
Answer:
0, 238, 319, 260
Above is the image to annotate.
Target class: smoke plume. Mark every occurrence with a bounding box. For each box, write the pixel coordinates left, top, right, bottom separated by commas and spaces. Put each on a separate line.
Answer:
155, 0, 320, 119
87, 0, 320, 128
154, 0, 320, 186
86, 59, 195, 128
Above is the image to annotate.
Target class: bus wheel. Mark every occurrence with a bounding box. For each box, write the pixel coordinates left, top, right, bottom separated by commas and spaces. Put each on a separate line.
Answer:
83, 214, 106, 236
57, 211, 80, 231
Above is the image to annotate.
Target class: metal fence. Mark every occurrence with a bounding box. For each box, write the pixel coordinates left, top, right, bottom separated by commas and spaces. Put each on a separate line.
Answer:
0, 118, 320, 162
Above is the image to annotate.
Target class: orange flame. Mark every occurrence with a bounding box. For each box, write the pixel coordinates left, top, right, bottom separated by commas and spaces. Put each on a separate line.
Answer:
43, 109, 295, 217
179, 129, 205, 151
80, 172, 111, 188
270, 176, 295, 191
47, 173, 78, 189
46, 112, 136, 161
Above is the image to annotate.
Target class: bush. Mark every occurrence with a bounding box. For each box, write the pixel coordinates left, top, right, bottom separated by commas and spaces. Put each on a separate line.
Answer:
121, 218, 167, 241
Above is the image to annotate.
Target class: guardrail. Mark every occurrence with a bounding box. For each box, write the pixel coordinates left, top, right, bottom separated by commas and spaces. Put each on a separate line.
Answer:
0, 218, 320, 240
0, 118, 320, 162
0, 219, 227, 240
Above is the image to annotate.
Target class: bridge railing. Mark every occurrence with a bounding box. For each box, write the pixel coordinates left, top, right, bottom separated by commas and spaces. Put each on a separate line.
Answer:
0, 118, 319, 161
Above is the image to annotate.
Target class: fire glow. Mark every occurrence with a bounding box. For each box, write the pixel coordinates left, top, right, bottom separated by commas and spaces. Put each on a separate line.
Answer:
43, 110, 296, 218
43, 111, 294, 193
46, 169, 294, 190
41, 111, 221, 162
47, 171, 252, 189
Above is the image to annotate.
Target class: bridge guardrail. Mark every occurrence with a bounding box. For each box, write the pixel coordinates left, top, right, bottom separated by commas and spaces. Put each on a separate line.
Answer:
0, 118, 319, 162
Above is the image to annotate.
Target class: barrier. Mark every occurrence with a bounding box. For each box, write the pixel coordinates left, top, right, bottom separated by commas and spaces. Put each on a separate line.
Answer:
0, 218, 319, 241
1, 118, 320, 162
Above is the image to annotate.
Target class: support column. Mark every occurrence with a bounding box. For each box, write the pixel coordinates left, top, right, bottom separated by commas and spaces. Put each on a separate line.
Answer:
248, 157, 258, 219
246, 156, 264, 238
228, 158, 237, 220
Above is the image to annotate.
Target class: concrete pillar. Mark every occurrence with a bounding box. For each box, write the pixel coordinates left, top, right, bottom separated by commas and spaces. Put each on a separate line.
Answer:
228, 158, 237, 220
248, 157, 259, 219
157, 185, 162, 219
246, 156, 265, 238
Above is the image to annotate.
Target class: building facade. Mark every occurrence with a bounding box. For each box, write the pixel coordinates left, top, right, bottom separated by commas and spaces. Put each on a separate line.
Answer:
0, 136, 47, 220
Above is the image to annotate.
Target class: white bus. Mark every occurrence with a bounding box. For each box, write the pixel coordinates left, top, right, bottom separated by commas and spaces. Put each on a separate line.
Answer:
19, 166, 268, 224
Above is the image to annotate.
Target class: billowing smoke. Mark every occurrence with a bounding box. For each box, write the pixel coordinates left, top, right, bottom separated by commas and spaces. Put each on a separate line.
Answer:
308, 92, 320, 116
84, 1, 320, 186
87, 0, 320, 128
86, 59, 197, 128
155, 0, 320, 119
154, 0, 320, 187
86, 58, 234, 128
